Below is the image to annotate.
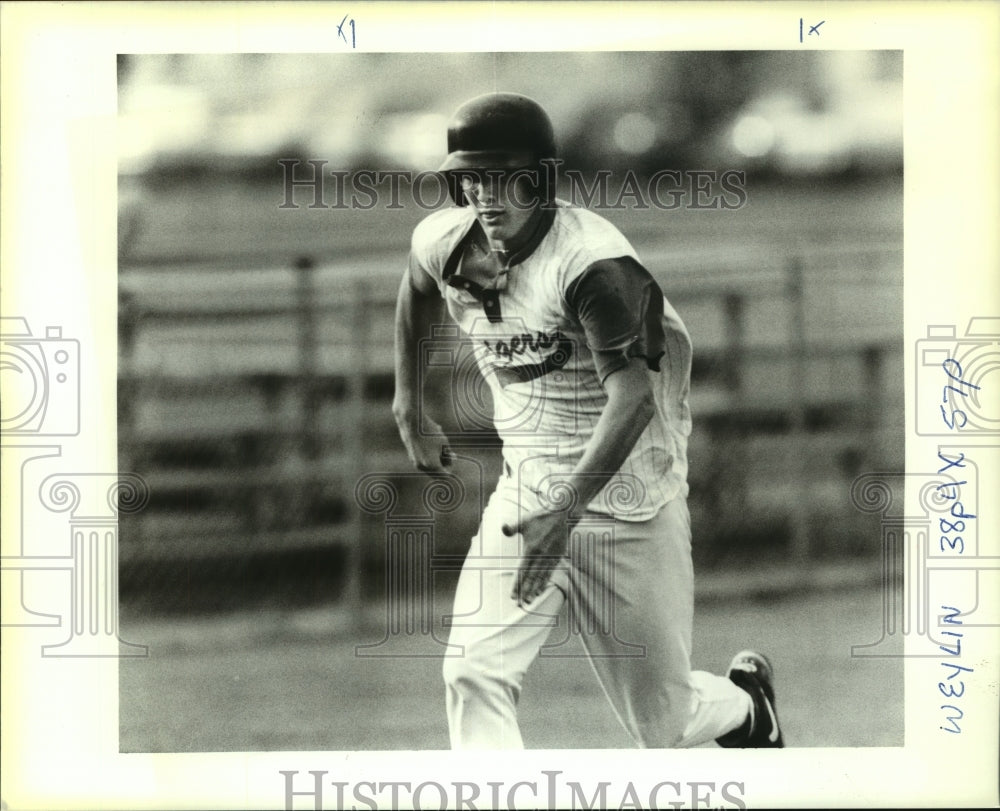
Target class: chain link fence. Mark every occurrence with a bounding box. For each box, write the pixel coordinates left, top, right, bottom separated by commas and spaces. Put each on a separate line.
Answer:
118, 242, 903, 615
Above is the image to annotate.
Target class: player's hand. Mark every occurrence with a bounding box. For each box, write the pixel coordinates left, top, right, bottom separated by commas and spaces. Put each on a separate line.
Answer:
395, 412, 453, 474
503, 510, 571, 605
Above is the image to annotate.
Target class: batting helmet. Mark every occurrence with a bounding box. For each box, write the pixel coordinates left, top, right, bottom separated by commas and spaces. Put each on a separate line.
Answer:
439, 92, 557, 205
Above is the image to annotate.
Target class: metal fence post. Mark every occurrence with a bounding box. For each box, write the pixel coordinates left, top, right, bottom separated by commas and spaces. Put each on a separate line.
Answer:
862, 344, 885, 469
291, 256, 318, 529
723, 292, 745, 395
118, 290, 137, 470
343, 276, 368, 628
723, 292, 748, 517
787, 258, 810, 561
118, 290, 141, 545
296, 256, 319, 461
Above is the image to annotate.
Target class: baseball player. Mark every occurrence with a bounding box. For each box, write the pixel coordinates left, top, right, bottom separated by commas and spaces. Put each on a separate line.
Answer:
393, 92, 784, 750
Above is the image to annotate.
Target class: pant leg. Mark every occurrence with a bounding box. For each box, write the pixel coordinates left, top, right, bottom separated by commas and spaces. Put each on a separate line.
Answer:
566, 497, 751, 748
443, 484, 567, 750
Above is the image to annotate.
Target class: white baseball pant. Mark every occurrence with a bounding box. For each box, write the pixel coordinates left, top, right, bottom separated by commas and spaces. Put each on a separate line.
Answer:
442, 478, 751, 749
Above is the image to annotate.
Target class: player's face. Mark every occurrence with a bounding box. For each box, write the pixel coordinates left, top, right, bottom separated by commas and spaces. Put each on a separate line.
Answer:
460, 169, 539, 242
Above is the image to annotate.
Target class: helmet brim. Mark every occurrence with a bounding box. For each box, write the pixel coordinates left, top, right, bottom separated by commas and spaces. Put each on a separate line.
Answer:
438, 150, 537, 173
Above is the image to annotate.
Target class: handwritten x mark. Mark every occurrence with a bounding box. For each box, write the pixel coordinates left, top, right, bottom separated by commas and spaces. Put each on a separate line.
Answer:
337, 13, 351, 44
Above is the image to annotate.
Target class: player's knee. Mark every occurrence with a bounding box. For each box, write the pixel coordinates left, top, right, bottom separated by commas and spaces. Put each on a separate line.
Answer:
443, 648, 516, 698
631, 698, 688, 748
632, 716, 686, 749
442, 651, 487, 695
660, 717, 687, 748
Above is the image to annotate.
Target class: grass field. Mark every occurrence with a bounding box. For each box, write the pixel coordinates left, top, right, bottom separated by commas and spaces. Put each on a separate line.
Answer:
120, 581, 902, 752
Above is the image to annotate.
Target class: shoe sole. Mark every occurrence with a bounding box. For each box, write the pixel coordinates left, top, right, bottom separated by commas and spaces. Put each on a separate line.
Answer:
727, 650, 784, 747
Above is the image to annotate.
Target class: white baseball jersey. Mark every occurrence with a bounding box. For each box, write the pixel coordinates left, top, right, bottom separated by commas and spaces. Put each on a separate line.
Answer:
409, 199, 693, 521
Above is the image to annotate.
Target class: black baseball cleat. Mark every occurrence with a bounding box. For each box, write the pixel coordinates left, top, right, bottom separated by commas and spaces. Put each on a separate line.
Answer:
715, 650, 784, 748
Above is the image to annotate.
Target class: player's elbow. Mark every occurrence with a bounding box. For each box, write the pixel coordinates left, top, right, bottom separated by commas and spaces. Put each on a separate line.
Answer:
604, 381, 655, 434
604, 360, 656, 426
621, 386, 655, 431
634, 387, 655, 424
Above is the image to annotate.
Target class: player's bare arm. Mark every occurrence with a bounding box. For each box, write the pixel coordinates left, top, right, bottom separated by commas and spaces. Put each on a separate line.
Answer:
392, 260, 452, 474
505, 356, 656, 604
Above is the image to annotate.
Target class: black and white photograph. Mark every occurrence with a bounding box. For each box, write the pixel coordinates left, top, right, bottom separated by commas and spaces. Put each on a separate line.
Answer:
2, 3, 998, 810
116, 50, 906, 755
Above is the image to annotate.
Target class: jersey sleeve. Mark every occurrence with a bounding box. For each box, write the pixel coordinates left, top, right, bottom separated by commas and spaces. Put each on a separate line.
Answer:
407, 208, 476, 296
407, 248, 439, 295
407, 216, 445, 295
565, 256, 666, 383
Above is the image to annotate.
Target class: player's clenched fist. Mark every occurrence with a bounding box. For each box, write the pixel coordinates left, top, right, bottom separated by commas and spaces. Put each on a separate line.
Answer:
393, 409, 453, 474
503, 510, 572, 605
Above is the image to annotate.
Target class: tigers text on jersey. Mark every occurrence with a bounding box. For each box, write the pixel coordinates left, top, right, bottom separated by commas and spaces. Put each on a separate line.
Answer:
409, 200, 693, 521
